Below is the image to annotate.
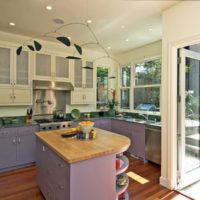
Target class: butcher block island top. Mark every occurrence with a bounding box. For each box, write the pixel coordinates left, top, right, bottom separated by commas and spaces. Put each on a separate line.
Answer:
35, 127, 131, 164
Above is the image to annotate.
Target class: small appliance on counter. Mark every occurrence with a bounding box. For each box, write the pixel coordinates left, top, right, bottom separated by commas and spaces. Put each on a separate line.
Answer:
53, 110, 65, 121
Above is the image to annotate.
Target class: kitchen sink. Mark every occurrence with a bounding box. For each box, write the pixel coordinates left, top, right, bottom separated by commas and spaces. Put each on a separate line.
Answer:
125, 118, 146, 123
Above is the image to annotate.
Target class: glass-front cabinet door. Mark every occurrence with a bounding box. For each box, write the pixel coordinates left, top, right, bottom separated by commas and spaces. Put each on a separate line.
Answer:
85, 61, 94, 89
55, 56, 70, 81
15, 50, 29, 86
35, 53, 51, 79
74, 59, 83, 88
0, 46, 11, 85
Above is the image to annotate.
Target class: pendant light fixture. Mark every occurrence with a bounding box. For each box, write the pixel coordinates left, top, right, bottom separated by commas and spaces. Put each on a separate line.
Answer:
15, 0, 121, 69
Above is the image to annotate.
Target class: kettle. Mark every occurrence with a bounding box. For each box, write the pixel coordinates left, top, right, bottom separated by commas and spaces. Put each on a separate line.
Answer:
54, 110, 65, 119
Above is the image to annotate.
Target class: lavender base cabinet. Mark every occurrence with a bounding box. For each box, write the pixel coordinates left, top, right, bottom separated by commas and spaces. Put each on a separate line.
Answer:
36, 139, 116, 200
0, 128, 17, 169
94, 118, 112, 131
110, 119, 146, 161
0, 125, 39, 172
130, 123, 146, 161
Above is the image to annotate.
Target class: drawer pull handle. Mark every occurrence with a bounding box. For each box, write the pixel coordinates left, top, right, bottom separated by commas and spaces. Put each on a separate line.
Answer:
59, 185, 64, 189
42, 146, 46, 151
58, 163, 65, 168
12, 138, 16, 144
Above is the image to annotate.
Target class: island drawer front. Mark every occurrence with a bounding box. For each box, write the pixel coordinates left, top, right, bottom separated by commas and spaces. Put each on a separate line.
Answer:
36, 139, 70, 200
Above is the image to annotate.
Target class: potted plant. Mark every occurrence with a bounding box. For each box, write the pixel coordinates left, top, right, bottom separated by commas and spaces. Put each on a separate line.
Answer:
107, 89, 118, 117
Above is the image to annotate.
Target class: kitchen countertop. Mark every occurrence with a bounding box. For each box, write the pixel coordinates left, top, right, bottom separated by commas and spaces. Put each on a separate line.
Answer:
35, 127, 131, 164
0, 121, 38, 128
0, 115, 162, 128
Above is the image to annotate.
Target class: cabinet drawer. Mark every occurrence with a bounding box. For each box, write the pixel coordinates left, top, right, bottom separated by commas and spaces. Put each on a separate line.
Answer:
17, 125, 39, 136
0, 128, 16, 138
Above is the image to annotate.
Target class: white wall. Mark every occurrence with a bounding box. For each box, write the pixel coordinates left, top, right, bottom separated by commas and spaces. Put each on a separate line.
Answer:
116, 40, 161, 65
0, 31, 117, 117
161, 1, 200, 189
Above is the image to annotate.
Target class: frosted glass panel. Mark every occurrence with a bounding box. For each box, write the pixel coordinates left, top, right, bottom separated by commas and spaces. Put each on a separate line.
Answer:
85, 61, 93, 88
16, 51, 28, 85
56, 57, 69, 78
0, 47, 10, 84
36, 53, 51, 76
74, 59, 82, 88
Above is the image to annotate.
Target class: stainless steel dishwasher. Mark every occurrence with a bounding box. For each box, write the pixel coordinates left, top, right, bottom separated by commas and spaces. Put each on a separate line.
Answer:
145, 125, 161, 165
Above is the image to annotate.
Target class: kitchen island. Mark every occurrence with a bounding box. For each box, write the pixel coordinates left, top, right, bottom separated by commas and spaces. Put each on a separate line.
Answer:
35, 127, 131, 200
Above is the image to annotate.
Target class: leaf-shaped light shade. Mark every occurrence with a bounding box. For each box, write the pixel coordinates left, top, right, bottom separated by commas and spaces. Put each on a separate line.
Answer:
27, 45, 35, 51
56, 36, 71, 46
34, 40, 42, 51
66, 56, 81, 60
82, 66, 93, 70
74, 44, 82, 55
109, 76, 116, 79
16, 46, 22, 55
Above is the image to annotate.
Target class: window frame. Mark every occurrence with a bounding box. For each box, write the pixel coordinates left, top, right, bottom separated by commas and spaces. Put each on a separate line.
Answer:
120, 64, 132, 110
96, 65, 111, 110
119, 55, 161, 116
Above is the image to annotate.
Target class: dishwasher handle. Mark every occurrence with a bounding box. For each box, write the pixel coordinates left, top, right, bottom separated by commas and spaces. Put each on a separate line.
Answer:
145, 127, 161, 133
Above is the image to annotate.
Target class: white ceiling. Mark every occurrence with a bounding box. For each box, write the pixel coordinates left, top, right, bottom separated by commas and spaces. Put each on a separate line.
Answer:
0, 0, 181, 55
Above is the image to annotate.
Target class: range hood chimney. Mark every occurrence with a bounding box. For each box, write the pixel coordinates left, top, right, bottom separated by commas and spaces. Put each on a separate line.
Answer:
33, 80, 74, 91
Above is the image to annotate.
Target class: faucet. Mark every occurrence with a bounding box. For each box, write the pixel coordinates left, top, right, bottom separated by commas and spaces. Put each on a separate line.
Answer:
139, 114, 149, 121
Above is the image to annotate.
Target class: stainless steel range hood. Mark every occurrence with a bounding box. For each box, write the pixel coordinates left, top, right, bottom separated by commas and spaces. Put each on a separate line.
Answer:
33, 80, 74, 91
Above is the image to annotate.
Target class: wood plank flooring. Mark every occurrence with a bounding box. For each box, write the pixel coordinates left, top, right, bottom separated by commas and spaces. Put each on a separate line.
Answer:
0, 155, 193, 200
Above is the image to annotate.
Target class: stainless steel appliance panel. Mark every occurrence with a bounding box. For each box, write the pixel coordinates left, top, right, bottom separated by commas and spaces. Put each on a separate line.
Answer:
33, 90, 67, 115
145, 126, 161, 165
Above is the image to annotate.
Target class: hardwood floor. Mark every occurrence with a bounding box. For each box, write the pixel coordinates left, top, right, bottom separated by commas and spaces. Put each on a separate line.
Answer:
0, 156, 193, 200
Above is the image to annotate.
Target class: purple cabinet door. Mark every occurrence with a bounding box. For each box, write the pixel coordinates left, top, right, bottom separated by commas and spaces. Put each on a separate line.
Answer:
111, 119, 146, 160
0, 128, 17, 170
17, 125, 39, 165
94, 119, 112, 131
131, 124, 146, 160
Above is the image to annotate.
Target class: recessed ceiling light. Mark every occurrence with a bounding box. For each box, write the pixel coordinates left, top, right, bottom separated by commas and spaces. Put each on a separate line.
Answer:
9, 22, 15, 26
86, 19, 92, 24
107, 46, 111, 50
125, 39, 129, 42
45, 5, 53, 10
121, 25, 125, 29
148, 28, 153, 32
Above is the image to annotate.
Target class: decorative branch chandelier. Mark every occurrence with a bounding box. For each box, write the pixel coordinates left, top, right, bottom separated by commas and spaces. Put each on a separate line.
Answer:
16, 0, 121, 71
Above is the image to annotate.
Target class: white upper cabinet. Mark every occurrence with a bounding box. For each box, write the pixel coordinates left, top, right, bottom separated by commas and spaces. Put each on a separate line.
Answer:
34, 52, 71, 82
34, 52, 52, 79
55, 56, 70, 81
0, 44, 32, 105
0, 46, 11, 85
73, 60, 94, 89
85, 61, 94, 89
69, 60, 95, 105
15, 51, 29, 86
74, 59, 83, 88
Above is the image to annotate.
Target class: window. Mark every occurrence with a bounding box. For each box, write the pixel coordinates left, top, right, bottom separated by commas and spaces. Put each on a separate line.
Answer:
96, 67, 109, 109
120, 65, 131, 109
120, 57, 161, 113
134, 58, 161, 112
